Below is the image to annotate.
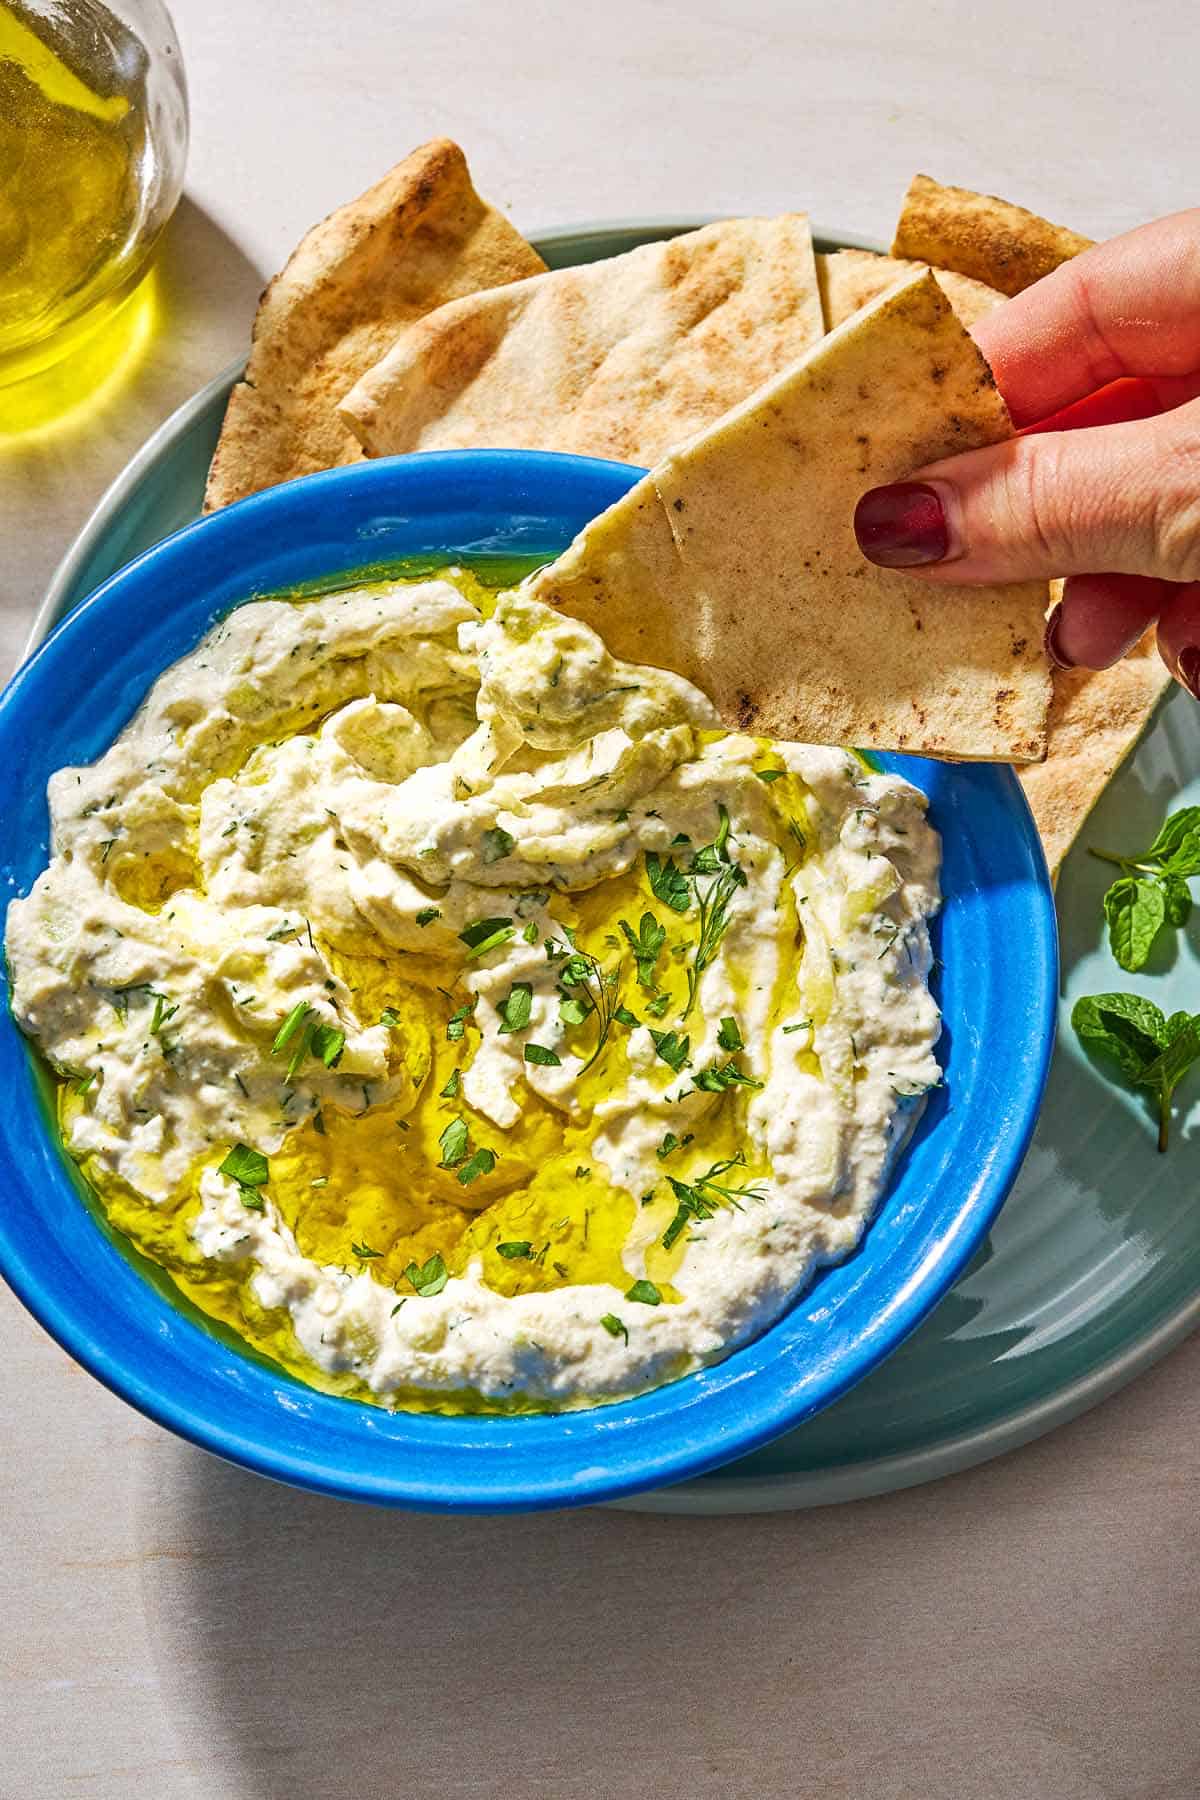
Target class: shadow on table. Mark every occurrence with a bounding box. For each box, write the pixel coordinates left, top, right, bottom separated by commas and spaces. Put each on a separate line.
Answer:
136, 1337, 1200, 1800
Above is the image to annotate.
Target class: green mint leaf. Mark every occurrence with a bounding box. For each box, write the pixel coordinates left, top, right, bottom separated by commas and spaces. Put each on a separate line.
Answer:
645, 851, 691, 914
600, 1313, 629, 1343
1147, 807, 1200, 866
523, 1042, 561, 1066
219, 1143, 269, 1188
480, 826, 516, 864
405, 1253, 448, 1297
717, 1016, 743, 1052
457, 1147, 497, 1185
625, 1278, 662, 1306
496, 1240, 532, 1259
1103, 877, 1166, 972
1072, 991, 1168, 1082
650, 1028, 690, 1072
1162, 872, 1193, 928
497, 982, 533, 1034
415, 907, 441, 927
438, 1117, 469, 1168
1133, 1013, 1200, 1152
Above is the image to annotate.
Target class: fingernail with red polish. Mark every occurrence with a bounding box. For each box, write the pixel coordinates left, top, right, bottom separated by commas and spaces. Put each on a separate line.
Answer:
1044, 608, 1075, 670
854, 481, 951, 569
1176, 646, 1200, 700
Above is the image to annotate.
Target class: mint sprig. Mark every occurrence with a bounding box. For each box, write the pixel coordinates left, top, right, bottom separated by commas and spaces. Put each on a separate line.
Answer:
1090, 806, 1200, 970
1072, 991, 1200, 1151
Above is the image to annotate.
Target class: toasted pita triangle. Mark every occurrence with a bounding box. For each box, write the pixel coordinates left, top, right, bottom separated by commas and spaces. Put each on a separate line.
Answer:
1019, 635, 1173, 881
817, 247, 1005, 332
892, 174, 1093, 298
526, 269, 1050, 760
338, 216, 824, 468
204, 139, 545, 510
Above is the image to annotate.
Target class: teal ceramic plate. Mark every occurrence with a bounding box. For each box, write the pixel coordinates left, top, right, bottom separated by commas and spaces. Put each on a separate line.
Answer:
32, 222, 1200, 1513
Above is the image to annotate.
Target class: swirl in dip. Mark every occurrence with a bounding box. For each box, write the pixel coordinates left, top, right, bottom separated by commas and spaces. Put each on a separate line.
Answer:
5, 571, 941, 1411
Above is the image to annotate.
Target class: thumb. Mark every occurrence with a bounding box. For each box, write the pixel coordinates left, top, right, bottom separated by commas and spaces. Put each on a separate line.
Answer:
853, 397, 1200, 586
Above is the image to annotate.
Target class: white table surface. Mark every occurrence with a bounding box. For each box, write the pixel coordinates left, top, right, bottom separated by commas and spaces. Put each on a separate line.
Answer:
3, 3, 1200, 1795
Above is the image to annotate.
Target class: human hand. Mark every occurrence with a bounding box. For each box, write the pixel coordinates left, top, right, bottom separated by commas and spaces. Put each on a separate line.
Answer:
852, 211, 1200, 697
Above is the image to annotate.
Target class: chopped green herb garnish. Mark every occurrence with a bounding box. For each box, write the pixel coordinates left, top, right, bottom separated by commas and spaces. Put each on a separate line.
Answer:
717, 1016, 743, 1052
522, 922, 539, 944
661, 1152, 767, 1250
645, 851, 691, 914
459, 916, 517, 958
645, 992, 671, 1018
620, 911, 666, 989
497, 1240, 533, 1260
308, 1022, 345, 1068
656, 1131, 693, 1160
457, 1147, 497, 1185
440, 1069, 461, 1098
219, 1143, 269, 1188
600, 1313, 629, 1343
415, 907, 441, 927
265, 921, 299, 942
446, 1002, 474, 1041
692, 1058, 763, 1093
480, 826, 516, 864
650, 1028, 690, 1073
754, 767, 785, 783
625, 1279, 662, 1306
351, 1241, 382, 1260
438, 1117, 469, 1168
497, 982, 533, 1035
614, 1005, 639, 1028
682, 860, 746, 1019
558, 994, 590, 1026
272, 1001, 311, 1054
524, 1043, 561, 1066
404, 1252, 448, 1297
380, 1006, 402, 1029
575, 1166, 592, 1181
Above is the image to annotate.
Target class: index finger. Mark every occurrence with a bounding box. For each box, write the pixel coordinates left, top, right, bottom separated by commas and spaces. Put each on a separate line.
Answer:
972, 208, 1200, 427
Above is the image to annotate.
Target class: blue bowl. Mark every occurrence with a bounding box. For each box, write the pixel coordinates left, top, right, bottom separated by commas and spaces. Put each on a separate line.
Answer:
0, 451, 1057, 1512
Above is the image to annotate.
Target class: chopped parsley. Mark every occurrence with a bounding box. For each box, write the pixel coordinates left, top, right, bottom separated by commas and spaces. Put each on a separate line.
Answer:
524, 1043, 561, 1066
457, 1147, 497, 1185
497, 1240, 533, 1260
650, 1028, 690, 1072
620, 912, 666, 988
645, 851, 691, 914
600, 1313, 629, 1344
439, 1069, 461, 1098
351, 1242, 382, 1260
459, 916, 516, 959
415, 907, 442, 927
446, 1002, 474, 1042
717, 1016, 744, 1052
625, 1279, 662, 1306
218, 1143, 269, 1209
438, 1117, 469, 1168
754, 767, 786, 783
497, 982, 533, 1035
480, 826, 516, 863
662, 1152, 767, 1250
404, 1252, 448, 1297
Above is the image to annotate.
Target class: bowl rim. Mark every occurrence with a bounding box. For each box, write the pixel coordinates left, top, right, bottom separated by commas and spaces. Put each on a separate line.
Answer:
0, 449, 1058, 1510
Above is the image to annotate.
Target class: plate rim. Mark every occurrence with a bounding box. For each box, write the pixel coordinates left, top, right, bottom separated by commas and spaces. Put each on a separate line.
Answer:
22, 216, 1197, 1513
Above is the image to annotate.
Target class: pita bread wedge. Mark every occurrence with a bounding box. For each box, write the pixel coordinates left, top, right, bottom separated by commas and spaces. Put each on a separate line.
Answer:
1020, 637, 1173, 881
204, 139, 545, 510
892, 174, 1093, 297
526, 269, 1051, 761
817, 247, 1005, 332
338, 216, 825, 467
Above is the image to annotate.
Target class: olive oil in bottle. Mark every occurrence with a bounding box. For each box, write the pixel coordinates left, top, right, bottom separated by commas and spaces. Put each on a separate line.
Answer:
0, 1, 187, 385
